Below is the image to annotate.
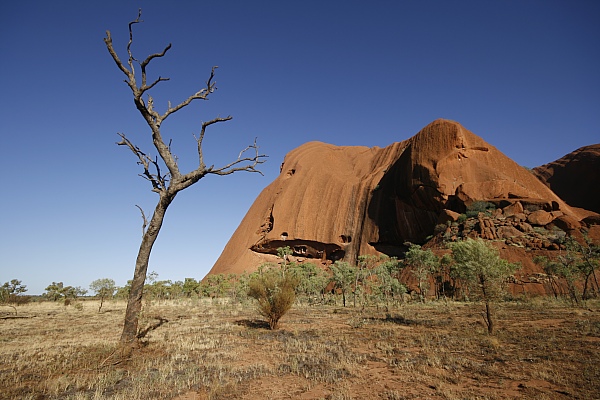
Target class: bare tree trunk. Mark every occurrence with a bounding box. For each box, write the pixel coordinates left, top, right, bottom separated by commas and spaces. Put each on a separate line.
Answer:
104, 11, 266, 356
120, 196, 172, 349
480, 274, 494, 335
485, 301, 494, 335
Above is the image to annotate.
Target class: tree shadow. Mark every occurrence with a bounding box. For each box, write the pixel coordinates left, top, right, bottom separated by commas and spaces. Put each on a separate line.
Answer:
366, 314, 418, 326
235, 319, 270, 329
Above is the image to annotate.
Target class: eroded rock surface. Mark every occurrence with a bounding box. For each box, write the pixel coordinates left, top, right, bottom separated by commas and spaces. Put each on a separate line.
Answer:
533, 144, 600, 214
209, 119, 586, 276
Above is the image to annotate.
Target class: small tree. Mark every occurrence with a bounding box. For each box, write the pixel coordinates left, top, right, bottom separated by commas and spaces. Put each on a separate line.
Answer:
248, 264, 299, 329
373, 259, 406, 309
404, 243, 439, 302
0, 279, 27, 303
181, 278, 201, 298
330, 261, 357, 307
204, 274, 232, 299
533, 236, 594, 305
290, 262, 329, 304
228, 273, 250, 303
1, 280, 29, 313
44, 282, 65, 302
44, 282, 87, 304
104, 10, 266, 350
89, 279, 117, 312
277, 246, 293, 268
449, 238, 519, 334
570, 235, 600, 299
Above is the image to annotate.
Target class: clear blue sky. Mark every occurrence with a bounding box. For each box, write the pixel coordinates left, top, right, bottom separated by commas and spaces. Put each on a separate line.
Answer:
1, 1, 598, 295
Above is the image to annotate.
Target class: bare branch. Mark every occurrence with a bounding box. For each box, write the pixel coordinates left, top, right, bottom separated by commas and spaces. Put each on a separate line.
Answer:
135, 205, 148, 237
126, 9, 143, 75
160, 66, 219, 123
208, 137, 268, 176
194, 116, 233, 169
140, 44, 172, 69
140, 44, 171, 91
116, 133, 169, 193
103, 31, 132, 80
143, 76, 170, 93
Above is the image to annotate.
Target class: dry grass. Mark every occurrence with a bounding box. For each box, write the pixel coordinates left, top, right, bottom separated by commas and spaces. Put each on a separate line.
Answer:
1, 298, 599, 399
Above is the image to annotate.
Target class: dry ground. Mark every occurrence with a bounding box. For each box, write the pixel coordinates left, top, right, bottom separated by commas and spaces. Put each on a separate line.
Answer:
1, 298, 599, 399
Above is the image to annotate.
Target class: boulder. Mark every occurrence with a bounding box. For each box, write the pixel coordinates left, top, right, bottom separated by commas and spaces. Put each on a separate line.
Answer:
438, 209, 461, 224
502, 201, 524, 216
497, 225, 524, 240
527, 210, 555, 226
552, 215, 581, 231
515, 222, 534, 233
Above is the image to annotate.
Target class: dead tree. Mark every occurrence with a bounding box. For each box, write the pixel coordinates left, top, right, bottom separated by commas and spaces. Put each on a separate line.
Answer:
104, 10, 266, 352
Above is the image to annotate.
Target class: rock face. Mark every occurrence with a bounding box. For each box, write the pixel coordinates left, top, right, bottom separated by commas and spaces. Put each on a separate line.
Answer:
209, 119, 584, 276
533, 144, 600, 214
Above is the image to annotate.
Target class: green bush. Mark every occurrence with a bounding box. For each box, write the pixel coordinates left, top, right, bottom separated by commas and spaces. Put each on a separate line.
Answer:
248, 265, 299, 329
466, 201, 496, 218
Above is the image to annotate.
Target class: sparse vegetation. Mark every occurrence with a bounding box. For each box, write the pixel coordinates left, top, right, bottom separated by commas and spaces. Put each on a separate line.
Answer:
43, 282, 87, 304
465, 200, 496, 218
534, 235, 600, 304
2, 235, 598, 398
1, 299, 598, 399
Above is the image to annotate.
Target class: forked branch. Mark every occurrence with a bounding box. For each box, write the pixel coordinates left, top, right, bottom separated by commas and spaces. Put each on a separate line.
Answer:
116, 133, 169, 192
208, 137, 267, 176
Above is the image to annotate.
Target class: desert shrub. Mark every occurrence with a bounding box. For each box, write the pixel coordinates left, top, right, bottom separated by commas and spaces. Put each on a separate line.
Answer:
330, 261, 357, 307
404, 243, 440, 302
202, 274, 232, 299
533, 235, 599, 303
228, 272, 250, 303
373, 262, 406, 308
43, 282, 87, 303
523, 203, 543, 212
248, 264, 299, 329
434, 223, 448, 234
465, 201, 495, 218
289, 262, 329, 304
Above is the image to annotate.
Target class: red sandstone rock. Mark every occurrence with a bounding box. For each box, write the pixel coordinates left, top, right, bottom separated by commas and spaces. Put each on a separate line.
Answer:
551, 215, 581, 231
527, 210, 555, 226
209, 119, 585, 276
437, 209, 461, 224
497, 225, 524, 239
533, 144, 600, 214
503, 202, 524, 216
